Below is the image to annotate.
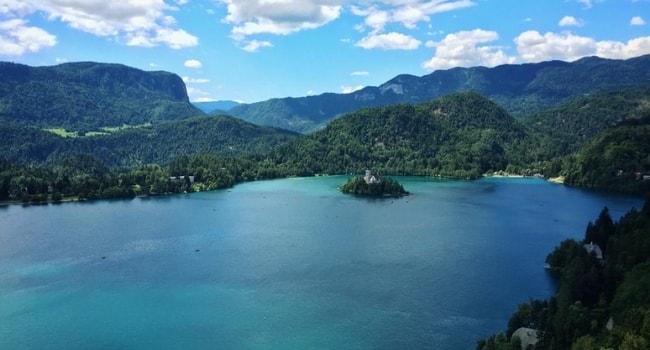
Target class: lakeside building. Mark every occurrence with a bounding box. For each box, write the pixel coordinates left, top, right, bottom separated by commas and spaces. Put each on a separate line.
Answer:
364, 169, 380, 184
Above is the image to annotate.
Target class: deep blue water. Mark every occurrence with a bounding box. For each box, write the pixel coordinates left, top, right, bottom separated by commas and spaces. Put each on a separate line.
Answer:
0, 176, 643, 349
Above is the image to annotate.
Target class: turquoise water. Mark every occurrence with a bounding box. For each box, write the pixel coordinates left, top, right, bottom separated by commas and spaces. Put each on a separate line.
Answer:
0, 176, 643, 349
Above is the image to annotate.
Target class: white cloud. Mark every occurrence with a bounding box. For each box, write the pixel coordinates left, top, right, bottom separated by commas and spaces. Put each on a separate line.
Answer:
356, 32, 421, 50
631, 16, 645, 26
241, 39, 273, 52
514, 30, 650, 62
193, 97, 217, 102
422, 28, 516, 71
351, 71, 369, 76
0, 0, 198, 51
0, 18, 56, 56
558, 16, 582, 27
596, 36, 650, 59
152, 28, 198, 49
220, 1, 475, 45
341, 85, 364, 93
186, 86, 213, 102
514, 30, 596, 62
182, 76, 210, 83
351, 1, 476, 34
184, 59, 202, 68
221, 0, 342, 41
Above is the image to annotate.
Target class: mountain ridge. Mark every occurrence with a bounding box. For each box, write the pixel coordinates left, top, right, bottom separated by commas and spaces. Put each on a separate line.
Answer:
229, 55, 650, 133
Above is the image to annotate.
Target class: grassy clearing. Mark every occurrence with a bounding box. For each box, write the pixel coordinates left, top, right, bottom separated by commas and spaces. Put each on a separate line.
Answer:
44, 128, 78, 138
44, 123, 152, 138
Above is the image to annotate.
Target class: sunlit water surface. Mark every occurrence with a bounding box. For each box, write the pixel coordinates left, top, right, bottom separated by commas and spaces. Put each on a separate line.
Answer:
0, 176, 642, 349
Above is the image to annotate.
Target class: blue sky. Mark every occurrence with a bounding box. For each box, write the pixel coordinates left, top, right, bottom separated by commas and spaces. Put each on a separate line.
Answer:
1, 0, 649, 103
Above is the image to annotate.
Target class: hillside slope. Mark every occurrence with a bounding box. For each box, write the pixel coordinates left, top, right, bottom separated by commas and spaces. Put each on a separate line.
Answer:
0, 115, 298, 168
522, 86, 650, 157
266, 92, 538, 179
0, 61, 202, 132
229, 55, 650, 133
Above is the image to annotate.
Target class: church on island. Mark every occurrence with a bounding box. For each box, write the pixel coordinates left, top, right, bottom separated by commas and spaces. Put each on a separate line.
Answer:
364, 169, 380, 184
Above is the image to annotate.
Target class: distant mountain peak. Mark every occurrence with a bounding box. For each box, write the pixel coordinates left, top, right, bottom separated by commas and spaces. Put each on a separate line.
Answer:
229, 54, 650, 133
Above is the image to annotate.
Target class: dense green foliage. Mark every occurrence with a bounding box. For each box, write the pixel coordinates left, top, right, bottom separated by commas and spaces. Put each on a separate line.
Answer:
522, 86, 650, 157
477, 202, 650, 350
230, 55, 650, 133
0, 61, 202, 132
2, 58, 650, 203
0, 153, 262, 203
559, 115, 650, 194
265, 92, 540, 179
339, 176, 408, 196
0, 115, 298, 167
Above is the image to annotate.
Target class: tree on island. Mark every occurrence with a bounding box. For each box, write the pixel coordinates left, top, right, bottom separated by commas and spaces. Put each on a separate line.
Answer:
339, 170, 409, 197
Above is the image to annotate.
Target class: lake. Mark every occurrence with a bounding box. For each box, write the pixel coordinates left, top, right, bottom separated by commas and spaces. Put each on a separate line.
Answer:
0, 176, 643, 349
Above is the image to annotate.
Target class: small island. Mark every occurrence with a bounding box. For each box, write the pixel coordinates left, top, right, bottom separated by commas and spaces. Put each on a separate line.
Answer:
339, 170, 409, 197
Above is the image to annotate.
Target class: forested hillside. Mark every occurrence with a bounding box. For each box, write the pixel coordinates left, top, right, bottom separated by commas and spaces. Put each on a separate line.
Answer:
478, 201, 650, 350
559, 115, 650, 194
2, 57, 650, 204
522, 86, 650, 157
229, 55, 650, 133
0, 61, 202, 133
263, 92, 540, 179
0, 115, 298, 167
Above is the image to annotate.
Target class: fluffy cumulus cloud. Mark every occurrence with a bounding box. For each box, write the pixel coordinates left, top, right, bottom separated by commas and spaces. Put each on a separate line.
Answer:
558, 16, 582, 27
184, 59, 202, 68
220, 0, 342, 41
0, 0, 197, 55
0, 18, 57, 56
356, 32, 421, 50
514, 30, 650, 62
352, 0, 476, 33
422, 29, 516, 71
630, 16, 645, 26
596, 37, 650, 59
351, 0, 476, 50
218, 1, 475, 51
514, 30, 596, 62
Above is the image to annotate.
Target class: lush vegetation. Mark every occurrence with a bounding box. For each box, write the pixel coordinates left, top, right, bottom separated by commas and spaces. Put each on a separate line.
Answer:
264, 92, 542, 180
547, 115, 650, 195
521, 86, 650, 157
0, 115, 299, 167
229, 55, 650, 133
339, 176, 408, 197
2, 58, 650, 204
0, 153, 263, 204
0, 61, 201, 133
2, 58, 650, 350
477, 202, 650, 350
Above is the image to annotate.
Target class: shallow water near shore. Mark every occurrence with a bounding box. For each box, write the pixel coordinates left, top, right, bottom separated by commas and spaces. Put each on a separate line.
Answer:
0, 176, 643, 349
